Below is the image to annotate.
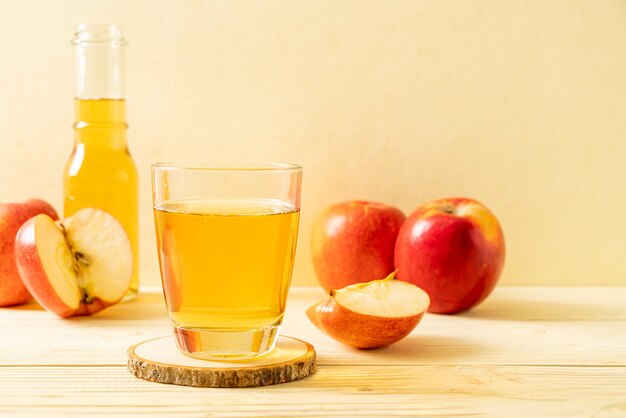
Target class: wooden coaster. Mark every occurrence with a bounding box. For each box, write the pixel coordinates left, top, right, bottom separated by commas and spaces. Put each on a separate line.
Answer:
128, 335, 316, 388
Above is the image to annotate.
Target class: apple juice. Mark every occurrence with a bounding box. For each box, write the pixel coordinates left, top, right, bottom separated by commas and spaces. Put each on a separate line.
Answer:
154, 198, 300, 330
64, 25, 139, 299
64, 99, 139, 297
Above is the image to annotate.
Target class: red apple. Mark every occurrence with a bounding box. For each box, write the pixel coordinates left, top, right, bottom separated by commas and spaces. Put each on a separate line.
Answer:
311, 201, 405, 291
0, 199, 58, 306
306, 272, 430, 349
14, 208, 132, 318
394, 197, 505, 314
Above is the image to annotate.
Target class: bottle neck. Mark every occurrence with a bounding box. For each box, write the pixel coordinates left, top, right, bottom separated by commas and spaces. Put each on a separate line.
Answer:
74, 98, 128, 150
73, 24, 128, 150
74, 24, 126, 100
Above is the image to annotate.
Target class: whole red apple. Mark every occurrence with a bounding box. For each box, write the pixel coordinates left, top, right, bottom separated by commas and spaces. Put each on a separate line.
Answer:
311, 201, 405, 291
394, 197, 505, 314
0, 199, 58, 306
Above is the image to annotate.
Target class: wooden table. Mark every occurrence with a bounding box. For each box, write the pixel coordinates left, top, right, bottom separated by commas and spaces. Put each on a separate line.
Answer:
1, 286, 625, 417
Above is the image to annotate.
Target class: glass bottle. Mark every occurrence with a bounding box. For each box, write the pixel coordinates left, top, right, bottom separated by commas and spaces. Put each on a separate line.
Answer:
63, 24, 139, 299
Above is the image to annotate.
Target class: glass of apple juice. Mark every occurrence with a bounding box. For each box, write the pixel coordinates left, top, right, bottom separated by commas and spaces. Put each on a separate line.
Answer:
152, 162, 302, 360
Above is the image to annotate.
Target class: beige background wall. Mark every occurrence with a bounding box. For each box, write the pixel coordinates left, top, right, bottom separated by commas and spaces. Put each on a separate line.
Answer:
1, 0, 625, 287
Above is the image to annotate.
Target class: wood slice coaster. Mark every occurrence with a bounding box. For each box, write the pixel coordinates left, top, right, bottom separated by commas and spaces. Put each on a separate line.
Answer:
128, 335, 316, 388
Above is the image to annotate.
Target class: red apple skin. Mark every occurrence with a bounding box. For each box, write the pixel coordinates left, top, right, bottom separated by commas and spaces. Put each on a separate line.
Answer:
311, 201, 405, 291
394, 197, 505, 314
13, 216, 75, 317
15, 218, 76, 318
306, 294, 425, 349
0, 199, 58, 307
14, 215, 119, 318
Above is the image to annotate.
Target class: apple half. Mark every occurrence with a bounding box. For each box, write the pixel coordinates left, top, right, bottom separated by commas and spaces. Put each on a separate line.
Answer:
15, 208, 133, 318
306, 272, 430, 349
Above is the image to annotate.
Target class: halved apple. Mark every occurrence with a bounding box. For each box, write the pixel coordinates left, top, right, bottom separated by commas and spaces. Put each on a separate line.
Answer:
14, 208, 132, 318
306, 272, 430, 349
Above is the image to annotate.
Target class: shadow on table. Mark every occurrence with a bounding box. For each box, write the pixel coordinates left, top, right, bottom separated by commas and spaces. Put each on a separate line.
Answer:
325, 334, 491, 364
96, 292, 168, 321
1, 292, 167, 318
2, 299, 44, 311
67, 292, 169, 321
456, 298, 621, 321
1, 293, 168, 323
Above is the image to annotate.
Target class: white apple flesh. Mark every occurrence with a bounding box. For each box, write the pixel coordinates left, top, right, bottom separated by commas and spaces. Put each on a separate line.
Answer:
306, 272, 430, 349
15, 208, 132, 318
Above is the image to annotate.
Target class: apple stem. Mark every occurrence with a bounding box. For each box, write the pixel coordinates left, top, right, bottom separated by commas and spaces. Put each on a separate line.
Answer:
442, 205, 455, 215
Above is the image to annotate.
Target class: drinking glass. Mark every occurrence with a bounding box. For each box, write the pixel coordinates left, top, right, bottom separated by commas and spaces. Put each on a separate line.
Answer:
152, 162, 302, 360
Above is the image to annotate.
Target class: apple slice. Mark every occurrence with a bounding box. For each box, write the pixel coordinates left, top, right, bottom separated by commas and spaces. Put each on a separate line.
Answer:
306, 272, 430, 349
15, 208, 132, 318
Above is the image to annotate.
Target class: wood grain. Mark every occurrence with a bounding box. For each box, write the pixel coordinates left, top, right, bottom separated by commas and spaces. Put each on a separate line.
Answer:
1, 287, 625, 417
0, 365, 625, 417
2, 288, 625, 367
127, 336, 316, 387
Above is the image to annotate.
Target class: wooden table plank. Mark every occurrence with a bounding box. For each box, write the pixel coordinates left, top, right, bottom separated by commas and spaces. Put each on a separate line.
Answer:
0, 365, 625, 417
8, 286, 625, 321
1, 286, 626, 417
1, 317, 624, 367
1, 288, 625, 367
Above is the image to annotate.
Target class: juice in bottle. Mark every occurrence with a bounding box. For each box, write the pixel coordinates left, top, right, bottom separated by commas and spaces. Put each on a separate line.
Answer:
64, 24, 139, 299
